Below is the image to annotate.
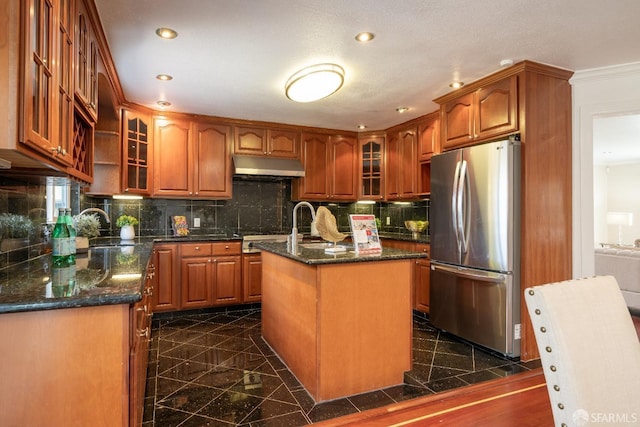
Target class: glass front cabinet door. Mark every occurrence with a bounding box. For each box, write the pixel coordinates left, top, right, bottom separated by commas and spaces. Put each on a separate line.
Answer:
358, 136, 384, 201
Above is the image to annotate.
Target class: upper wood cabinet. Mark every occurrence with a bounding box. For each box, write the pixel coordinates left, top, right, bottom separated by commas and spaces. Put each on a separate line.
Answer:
153, 116, 232, 199
123, 107, 152, 195
234, 126, 299, 158
294, 133, 358, 201
385, 126, 418, 200
358, 135, 385, 201
13, 0, 73, 167
418, 112, 439, 161
440, 75, 518, 150
75, 0, 98, 121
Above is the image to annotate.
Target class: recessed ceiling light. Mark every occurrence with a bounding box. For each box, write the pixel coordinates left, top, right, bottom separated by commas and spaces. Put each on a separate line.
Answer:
357, 124, 367, 130
449, 81, 464, 89
500, 59, 514, 67
355, 32, 375, 42
156, 74, 173, 81
396, 107, 409, 113
285, 63, 345, 103
155, 27, 178, 39
157, 100, 171, 108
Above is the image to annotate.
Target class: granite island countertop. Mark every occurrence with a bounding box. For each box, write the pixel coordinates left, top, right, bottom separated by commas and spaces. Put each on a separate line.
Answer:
256, 241, 427, 265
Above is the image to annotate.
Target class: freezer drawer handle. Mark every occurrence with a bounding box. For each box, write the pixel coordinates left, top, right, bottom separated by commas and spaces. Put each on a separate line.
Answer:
431, 263, 505, 283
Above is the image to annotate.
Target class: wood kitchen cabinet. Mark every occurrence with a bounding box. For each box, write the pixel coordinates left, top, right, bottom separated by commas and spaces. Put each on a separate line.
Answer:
417, 112, 439, 196
123, 107, 153, 195
440, 75, 518, 150
75, 0, 98, 121
151, 243, 180, 312
154, 116, 232, 199
234, 126, 299, 158
180, 242, 242, 309
242, 252, 262, 303
382, 239, 430, 313
294, 133, 358, 201
358, 135, 385, 201
385, 126, 418, 200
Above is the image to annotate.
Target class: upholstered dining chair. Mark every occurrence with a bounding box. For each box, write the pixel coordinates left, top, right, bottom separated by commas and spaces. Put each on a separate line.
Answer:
524, 275, 640, 427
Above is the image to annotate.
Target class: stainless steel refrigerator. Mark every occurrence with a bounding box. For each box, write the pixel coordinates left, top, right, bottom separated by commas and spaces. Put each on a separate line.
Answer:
430, 138, 521, 358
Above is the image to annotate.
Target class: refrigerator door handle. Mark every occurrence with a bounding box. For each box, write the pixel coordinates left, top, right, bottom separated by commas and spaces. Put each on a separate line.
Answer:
452, 160, 462, 246
431, 262, 506, 283
457, 160, 468, 254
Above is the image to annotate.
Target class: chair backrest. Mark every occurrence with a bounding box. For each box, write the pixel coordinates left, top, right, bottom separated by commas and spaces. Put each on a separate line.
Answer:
524, 275, 640, 426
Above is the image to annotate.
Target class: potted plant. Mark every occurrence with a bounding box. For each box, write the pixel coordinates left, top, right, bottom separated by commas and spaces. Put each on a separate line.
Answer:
73, 213, 101, 253
116, 214, 139, 241
0, 213, 34, 252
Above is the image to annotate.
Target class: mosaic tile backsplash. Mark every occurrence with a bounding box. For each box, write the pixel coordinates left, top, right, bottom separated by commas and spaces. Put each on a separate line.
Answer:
0, 175, 429, 270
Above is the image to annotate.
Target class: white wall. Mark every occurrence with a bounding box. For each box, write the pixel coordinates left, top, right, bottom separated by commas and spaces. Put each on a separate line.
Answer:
571, 62, 640, 277
604, 163, 640, 245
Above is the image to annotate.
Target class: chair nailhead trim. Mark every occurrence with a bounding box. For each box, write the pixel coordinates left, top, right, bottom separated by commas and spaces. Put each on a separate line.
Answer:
528, 289, 535, 295
562, 423, 567, 427
546, 346, 552, 352
535, 309, 541, 315
540, 326, 546, 333
550, 365, 557, 372
558, 403, 565, 410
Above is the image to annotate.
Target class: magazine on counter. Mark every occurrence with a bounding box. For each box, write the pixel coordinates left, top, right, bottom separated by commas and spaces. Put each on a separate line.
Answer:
348, 214, 382, 254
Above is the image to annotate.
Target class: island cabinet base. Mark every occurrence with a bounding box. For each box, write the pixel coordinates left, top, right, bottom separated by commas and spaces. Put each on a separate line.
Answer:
0, 304, 130, 426
261, 251, 412, 402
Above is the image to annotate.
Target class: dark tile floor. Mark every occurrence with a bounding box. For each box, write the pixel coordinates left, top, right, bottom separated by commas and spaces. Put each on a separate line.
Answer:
143, 308, 542, 426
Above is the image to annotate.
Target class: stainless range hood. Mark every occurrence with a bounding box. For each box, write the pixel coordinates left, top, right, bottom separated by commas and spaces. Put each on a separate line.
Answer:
233, 155, 305, 177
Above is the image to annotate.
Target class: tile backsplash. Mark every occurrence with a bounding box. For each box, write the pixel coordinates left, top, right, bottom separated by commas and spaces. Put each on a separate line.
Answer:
0, 175, 428, 270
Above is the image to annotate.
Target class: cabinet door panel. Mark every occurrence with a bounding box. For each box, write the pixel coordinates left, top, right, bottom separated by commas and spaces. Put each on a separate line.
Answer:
213, 256, 242, 305
181, 257, 213, 309
400, 129, 417, 197
195, 123, 232, 198
476, 76, 518, 140
234, 127, 265, 155
418, 115, 438, 161
268, 129, 298, 158
385, 132, 400, 199
243, 254, 262, 303
152, 244, 180, 312
297, 133, 330, 199
414, 259, 431, 313
442, 93, 474, 149
330, 136, 357, 200
154, 119, 192, 197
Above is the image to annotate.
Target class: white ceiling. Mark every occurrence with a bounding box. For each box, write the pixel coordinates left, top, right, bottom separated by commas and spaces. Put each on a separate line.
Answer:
95, 0, 640, 138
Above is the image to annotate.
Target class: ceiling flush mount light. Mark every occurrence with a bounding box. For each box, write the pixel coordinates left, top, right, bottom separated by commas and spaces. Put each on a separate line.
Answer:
157, 100, 171, 108
449, 81, 464, 89
285, 63, 345, 103
155, 27, 178, 39
156, 74, 173, 81
396, 107, 409, 113
355, 32, 375, 42
357, 124, 367, 130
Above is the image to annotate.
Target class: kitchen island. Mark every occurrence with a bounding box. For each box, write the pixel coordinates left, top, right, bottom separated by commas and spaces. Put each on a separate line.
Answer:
257, 242, 426, 402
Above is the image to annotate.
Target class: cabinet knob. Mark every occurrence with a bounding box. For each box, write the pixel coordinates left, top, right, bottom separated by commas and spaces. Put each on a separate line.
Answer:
225, 245, 229, 249
195, 246, 200, 251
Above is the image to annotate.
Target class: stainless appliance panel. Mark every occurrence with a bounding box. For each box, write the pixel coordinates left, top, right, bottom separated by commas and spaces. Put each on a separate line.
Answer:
431, 139, 520, 272
430, 261, 520, 357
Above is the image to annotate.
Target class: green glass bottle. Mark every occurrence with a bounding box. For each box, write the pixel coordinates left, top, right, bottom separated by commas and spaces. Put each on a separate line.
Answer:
64, 208, 76, 264
52, 208, 70, 267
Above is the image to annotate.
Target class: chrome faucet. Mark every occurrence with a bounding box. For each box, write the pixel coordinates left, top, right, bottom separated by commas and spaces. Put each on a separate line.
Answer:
79, 208, 111, 223
290, 202, 316, 252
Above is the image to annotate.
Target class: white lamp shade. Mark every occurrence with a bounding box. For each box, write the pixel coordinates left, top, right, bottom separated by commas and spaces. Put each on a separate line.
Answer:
607, 212, 633, 226
285, 63, 345, 103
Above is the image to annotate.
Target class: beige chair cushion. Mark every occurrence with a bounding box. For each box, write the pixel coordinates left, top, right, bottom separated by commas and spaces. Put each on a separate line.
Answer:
525, 276, 640, 426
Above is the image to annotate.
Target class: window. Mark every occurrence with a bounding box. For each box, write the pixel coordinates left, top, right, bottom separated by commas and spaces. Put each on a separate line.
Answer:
45, 178, 71, 223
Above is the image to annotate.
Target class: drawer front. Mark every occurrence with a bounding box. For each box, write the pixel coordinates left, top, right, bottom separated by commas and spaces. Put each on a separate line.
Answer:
415, 243, 430, 258
181, 243, 212, 257
212, 241, 241, 255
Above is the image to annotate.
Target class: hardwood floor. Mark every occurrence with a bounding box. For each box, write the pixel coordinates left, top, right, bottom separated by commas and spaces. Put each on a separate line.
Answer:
313, 369, 552, 426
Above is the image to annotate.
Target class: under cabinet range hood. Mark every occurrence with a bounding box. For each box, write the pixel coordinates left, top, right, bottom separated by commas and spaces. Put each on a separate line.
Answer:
232, 155, 305, 177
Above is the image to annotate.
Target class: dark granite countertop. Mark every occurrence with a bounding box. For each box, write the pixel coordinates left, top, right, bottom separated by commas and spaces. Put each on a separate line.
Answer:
379, 233, 430, 244
0, 243, 153, 314
0, 234, 244, 315
256, 241, 427, 265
